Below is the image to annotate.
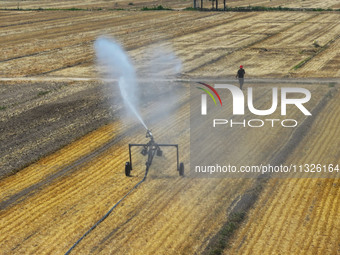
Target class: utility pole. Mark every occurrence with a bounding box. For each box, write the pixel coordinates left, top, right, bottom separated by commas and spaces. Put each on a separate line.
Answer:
216, 0, 218, 10
201, 0, 203, 10
224, 0, 226, 11
194, 0, 196, 9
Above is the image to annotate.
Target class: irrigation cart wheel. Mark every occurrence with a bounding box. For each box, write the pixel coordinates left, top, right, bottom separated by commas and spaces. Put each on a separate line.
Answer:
125, 162, 132, 177
179, 162, 184, 176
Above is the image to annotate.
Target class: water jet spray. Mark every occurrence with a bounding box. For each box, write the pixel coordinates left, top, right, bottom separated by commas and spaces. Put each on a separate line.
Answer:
95, 37, 148, 130
95, 36, 184, 177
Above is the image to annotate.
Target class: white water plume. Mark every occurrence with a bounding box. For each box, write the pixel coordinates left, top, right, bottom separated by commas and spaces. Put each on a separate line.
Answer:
142, 45, 182, 79
94, 37, 148, 130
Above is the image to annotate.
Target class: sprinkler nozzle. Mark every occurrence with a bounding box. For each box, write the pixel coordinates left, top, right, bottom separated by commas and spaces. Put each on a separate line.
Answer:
146, 129, 153, 139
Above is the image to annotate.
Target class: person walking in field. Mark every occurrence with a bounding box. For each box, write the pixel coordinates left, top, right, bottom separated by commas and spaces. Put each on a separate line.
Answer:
236, 65, 245, 90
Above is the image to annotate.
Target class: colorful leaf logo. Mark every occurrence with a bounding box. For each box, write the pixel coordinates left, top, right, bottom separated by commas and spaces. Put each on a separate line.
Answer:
196, 82, 222, 106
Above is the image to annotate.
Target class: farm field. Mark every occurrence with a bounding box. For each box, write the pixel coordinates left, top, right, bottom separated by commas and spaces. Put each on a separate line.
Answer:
0, 4, 339, 255
0, 0, 192, 10
227, 90, 340, 255
1, 80, 336, 254
1, 10, 340, 79
1, 0, 340, 10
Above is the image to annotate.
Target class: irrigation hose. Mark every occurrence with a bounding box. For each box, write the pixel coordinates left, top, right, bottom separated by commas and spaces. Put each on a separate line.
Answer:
64, 166, 150, 255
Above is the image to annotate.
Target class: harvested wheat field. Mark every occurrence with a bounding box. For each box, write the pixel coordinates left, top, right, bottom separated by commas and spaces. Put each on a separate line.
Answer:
1, 0, 340, 10
0, 2, 339, 255
0, 80, 335, 254
227, 90, 340, 255
0, 0, 191, 10
1, 10, 340, 78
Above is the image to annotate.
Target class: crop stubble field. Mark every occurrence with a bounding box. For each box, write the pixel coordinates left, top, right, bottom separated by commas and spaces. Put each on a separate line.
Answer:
227, 90, 340, 255
1, 82, 334, 254
0, 4, 339, 255
1, 0, 340, 10
1, 10, 340, 78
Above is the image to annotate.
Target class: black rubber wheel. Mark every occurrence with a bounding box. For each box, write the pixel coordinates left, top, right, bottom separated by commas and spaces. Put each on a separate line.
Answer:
179, 162, 184, 176
125, 162, 131, 177
156, 149, 163, 157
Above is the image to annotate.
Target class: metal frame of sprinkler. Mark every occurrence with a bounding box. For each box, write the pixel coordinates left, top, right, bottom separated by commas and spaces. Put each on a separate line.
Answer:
125, 130, 184, 177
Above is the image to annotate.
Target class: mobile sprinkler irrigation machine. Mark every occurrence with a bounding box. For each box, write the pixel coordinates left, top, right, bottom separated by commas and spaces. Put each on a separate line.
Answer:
125, 129, 184, 177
